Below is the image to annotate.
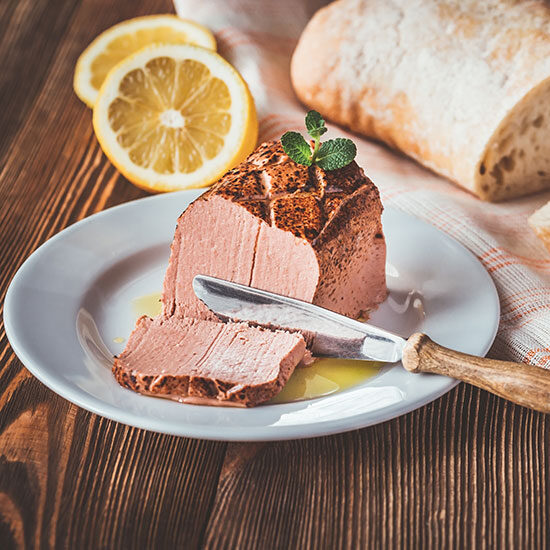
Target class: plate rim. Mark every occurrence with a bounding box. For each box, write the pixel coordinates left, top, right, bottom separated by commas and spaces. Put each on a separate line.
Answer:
3, 191, 500, 441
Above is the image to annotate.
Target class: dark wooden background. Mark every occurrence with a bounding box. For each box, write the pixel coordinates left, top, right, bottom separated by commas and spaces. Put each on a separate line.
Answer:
0, 0, 548, 548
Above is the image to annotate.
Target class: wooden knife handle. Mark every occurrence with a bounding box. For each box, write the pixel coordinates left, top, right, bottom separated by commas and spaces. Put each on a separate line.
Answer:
402, 333, 550, 414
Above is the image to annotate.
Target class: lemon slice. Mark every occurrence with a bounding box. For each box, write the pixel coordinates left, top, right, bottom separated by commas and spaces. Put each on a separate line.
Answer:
93, 44, 258, 192
74, 15, 216, 107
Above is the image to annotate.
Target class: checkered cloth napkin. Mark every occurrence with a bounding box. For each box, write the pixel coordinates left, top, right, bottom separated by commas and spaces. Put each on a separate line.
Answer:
175, 0, 550, 368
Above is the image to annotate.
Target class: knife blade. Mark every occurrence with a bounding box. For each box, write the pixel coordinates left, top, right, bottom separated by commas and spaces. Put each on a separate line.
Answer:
192, 275, 405, 363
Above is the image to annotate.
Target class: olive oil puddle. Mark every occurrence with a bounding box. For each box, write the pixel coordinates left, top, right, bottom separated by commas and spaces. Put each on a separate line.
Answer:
270, 359, 381, 404
130, 292, 381, 404
132, 292, 162, 318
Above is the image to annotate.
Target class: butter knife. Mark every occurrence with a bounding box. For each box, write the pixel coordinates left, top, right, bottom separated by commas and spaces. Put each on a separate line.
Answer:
193, 275, 550, 414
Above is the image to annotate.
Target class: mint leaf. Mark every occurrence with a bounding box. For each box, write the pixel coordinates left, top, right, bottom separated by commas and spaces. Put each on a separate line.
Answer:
305, 110, 327, 140
315, 138, 357, 170
281, 131, 312, 166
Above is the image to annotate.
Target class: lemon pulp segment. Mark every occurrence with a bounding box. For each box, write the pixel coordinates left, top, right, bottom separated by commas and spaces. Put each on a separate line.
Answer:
108, 57, 231, 175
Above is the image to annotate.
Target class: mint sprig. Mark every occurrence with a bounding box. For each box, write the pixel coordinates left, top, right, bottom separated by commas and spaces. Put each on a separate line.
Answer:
281, 110, 356, 170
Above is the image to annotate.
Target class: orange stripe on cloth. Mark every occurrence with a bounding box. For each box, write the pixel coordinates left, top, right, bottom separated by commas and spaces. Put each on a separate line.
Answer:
478, 248, 550, 273
523, 348, 550, 368
480, 247, 550, 266
501, 303, 550, 324
502, 287, 550, 305
501, 291, 550, 314
215, 28, 255, 51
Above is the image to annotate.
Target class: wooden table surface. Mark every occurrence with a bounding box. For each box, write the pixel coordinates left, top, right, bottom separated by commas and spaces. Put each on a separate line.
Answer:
0, 1, 548, 548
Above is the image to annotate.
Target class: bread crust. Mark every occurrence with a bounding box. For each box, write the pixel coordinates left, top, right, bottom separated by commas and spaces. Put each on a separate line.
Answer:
292, 0, 550, 201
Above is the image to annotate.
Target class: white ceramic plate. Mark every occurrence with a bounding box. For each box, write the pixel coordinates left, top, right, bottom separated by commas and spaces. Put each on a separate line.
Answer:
4, 191, 499, 441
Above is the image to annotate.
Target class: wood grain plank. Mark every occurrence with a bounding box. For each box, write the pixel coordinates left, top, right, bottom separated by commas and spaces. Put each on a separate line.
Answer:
201, 384, 549, 550
54, 414, 226, 549
0, 0, 80, 164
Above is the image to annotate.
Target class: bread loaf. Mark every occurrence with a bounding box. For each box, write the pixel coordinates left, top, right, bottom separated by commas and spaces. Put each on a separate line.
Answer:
529, 201, 550, 253
291, 0, 550, 201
